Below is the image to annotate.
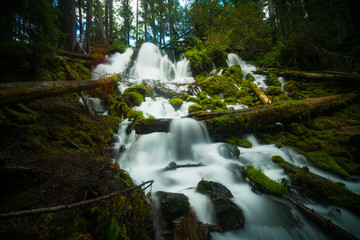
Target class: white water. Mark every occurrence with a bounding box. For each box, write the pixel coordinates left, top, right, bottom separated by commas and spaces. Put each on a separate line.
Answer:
94, 45, 360, 239
227, 53, 286, 90
91, 48, 133, 80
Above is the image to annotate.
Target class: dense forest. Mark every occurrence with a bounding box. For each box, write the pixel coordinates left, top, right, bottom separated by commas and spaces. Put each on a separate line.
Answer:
1, 0, 360, 83
1, 0, 360, 240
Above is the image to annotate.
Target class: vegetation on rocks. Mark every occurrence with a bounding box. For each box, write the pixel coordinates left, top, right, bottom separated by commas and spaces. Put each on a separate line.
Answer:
244, 165, 287, 196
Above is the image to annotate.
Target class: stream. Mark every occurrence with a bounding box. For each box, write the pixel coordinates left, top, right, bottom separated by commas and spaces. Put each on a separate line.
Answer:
92, 43, 360, 240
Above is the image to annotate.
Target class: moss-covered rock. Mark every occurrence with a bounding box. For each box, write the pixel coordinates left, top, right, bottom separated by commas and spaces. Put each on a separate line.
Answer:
266, 86, 283, 96
155, 191, 190, 221
268, 72, 282, 86
170, 98, 184, 111
283, 80, 299, 93
186, 96, 201, 104
244, 165, 287, 196
227, 137, 252, 148
126, 110, 145, 120
188, 104, 204, 114
124, 84, 150, 98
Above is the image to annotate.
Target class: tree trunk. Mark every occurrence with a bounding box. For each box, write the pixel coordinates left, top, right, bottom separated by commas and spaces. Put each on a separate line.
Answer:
96, 0, 108, 48
105, 0, 109, 37
254, 69, 360, 82
133, 93, 358, 138
0, 78, 117, 106
84, 0, 93, 53
63, 0, 77, 51
79, 0, 83, 42
60, 51, 94, 60
109, 0, 113, 42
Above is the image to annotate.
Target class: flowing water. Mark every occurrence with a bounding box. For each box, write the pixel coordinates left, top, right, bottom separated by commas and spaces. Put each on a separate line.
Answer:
93, 43, 360, 239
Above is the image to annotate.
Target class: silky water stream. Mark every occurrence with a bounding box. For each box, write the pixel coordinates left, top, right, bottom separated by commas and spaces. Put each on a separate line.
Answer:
93, 43, 360, 239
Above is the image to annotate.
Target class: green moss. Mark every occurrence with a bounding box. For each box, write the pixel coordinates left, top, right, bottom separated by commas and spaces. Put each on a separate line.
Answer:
283, 80, 299, 93
126, 110, 145, 120
128, 92, 144, 106
245, 73, 255, 82
188, 104, 204, 114
197, 91, 208, 100
306, 151, 350, 178
268, 72, 282, 86
186, 96, 201, 104
271, 155, 285, 163
227, 137, 252, 148
124, 85, 150, 98
170, 98, 184, 111
224, 97, 237, 105
200, 98, 216, 111
245, 165, 287, 196
92, 190, 152, 240
266, 86, 283, 96
214, 115, 231, 128
3, 104, 38, 124
182, 93, 190, 101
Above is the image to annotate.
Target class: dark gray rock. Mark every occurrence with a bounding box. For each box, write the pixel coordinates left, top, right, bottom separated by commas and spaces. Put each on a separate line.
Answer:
218, 143, 240, 160
155, 191, 190, 221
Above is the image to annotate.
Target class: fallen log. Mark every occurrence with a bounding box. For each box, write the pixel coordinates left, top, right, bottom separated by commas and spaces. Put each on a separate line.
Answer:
254, 69, 360, 81
0, 78, 116, 106
134, 93, 358, 138
60, 51, 94, 61
250, 82, 271, 104
0, 180, 154, 220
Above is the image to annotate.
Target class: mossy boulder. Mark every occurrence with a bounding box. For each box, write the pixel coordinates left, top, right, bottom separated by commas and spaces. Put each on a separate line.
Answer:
244, 165, 287, 196
170, 98, 184, 111
124, 84, 150, 98
199, 75, 240, 98
126, 110, 145, 120
196, 180, 233, 199
155, 191, 190, 221
268, 72, 282, 86
227, 137, 252, 148
218, 143, 240, 160
244, 73, 255, 82
200, 98, 216, 111
186, 96, 201, 104
266, 86, 283, 96
188, 104, 204, 114
283, 80, 299, 93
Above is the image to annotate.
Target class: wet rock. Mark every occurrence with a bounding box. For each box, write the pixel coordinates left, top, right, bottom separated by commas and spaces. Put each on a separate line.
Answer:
155, 191, 190, 221
197, 180, 233, 199
226, 163, 246, 182
212, 197, 245, 231
196, 180, 245, 231
218, 143, 240, 160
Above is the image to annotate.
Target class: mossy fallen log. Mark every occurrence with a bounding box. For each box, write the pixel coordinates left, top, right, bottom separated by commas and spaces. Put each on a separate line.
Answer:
60, 51, 94, 61
134, 93, 358, 138
271, 156, 360, 215
0, 78, 116, 106
254, 69, 360, 82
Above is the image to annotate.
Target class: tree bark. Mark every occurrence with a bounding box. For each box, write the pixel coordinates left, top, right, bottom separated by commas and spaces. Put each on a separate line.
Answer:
96, 0, 108, 48
63, 0, 77, 51
133, 93, 358, 137
254, 69, 360, 82
84, 0, 93, 53
250, 82, 271, 104
0, 78, 117, 106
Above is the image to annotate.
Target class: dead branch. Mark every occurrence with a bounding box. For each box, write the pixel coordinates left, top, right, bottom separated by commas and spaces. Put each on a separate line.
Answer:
0, 180, 154, 220
163, 162, 204, 171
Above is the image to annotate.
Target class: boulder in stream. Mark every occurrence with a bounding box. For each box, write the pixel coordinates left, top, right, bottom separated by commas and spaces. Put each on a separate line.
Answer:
155, 191, 190, 221
196, 180, 245, 231
218, 143, 240, 160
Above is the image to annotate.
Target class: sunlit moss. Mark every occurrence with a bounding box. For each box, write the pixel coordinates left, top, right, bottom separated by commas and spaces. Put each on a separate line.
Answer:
245, 165, 287, 196
170, 98, 184, 111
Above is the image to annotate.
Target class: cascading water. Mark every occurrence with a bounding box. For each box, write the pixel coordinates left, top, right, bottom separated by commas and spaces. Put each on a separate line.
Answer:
95, 44, 360, 239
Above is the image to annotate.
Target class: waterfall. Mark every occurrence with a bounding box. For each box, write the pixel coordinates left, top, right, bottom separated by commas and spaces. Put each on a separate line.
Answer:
130, 43, 194, 84
91, 48, 133, 80
93, 43, 360, 240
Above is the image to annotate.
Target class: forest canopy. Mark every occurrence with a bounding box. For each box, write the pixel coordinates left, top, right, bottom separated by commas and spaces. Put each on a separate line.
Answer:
1, 0, 360, 82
